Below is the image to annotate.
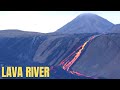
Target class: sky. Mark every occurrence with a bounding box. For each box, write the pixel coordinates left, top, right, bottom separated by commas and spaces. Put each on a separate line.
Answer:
0, 11, 120, 33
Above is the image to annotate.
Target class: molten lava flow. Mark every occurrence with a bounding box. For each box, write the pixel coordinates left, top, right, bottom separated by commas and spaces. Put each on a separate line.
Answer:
58, 35, 97, 77
63, 40, 89, 71
59, 45, 82, 66
50, 35, 99, 78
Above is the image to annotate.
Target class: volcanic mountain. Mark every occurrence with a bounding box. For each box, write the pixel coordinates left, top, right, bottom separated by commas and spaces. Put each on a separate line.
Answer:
0, 13, 120, 79
56, 13, 114, 33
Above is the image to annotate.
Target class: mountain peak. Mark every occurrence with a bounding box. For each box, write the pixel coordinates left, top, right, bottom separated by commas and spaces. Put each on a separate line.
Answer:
77, 13, 98, 17
56, 13, 114, 33
74, 13, 103, 20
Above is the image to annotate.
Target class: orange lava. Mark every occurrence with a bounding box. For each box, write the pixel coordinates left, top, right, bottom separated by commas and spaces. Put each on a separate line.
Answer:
59, 35, 96, 76
63, 40, 89, 71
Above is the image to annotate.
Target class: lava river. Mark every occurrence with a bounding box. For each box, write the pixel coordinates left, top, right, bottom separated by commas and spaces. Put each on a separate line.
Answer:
51, 35, 99, 79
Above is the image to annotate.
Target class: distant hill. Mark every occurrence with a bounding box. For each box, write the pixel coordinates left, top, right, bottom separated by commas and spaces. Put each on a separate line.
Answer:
56, 13, 114, 33
0, 29, 42, 37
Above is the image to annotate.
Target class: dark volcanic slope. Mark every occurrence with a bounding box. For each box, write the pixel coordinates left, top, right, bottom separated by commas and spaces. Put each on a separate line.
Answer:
0, 30, 120, 79
33, 33, 96, 66
72, 34, 120, 79
0, 30, 95, 66
56, 13, 114, 33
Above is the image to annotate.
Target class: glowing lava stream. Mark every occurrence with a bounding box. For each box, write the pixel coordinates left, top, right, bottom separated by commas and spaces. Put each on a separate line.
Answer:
59, 35, 99, 77
63, 40, 89, 71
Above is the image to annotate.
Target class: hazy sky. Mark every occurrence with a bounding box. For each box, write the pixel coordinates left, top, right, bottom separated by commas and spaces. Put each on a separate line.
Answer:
0, 11, 120, 33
